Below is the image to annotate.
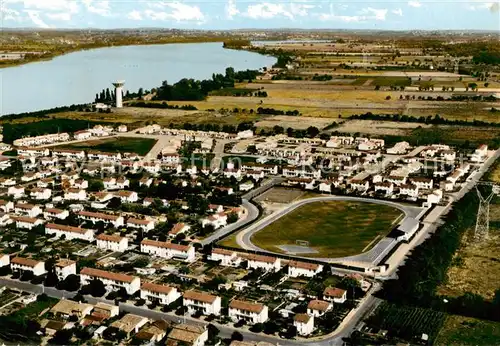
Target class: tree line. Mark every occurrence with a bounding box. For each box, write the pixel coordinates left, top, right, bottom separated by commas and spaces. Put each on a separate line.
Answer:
127, 101, 197, 111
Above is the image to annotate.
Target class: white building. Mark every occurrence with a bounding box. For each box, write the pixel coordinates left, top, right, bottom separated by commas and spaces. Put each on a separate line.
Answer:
294, 313, 314, 336
168, 223, 191, 239
54, 259, 77, 281
0, 254, 10, 267
201, 213, 228, 229
307, 300, 332, 317
386, 141, 410, 155
246, 254, 281, 272
96, 233, 129, 252
11, 257, 46, 276
323, 287, 347, 304
14, 203, 42, 217
127, 218, 155, 232
80, 267, 140, 295
409, 177, 433, 190
399, 184, 419, 198
11, 216, 45, 229
44, 208, 69, 220
288, 261, 323, 278
77, 211, 124, 227
183, 290, 221, 316
374, 182, 394, 196
471, 144, 488, 163
52, 149, 86, 160
0, 200, 14, 213
140, 239, 195, 262
64, 188, 87, 201
209, 248, 241, 267
228, 300, 268, 324
140, 282, 181, 305
8, 186, 24, 199
116, 190, 138, 203
45, 223, 94, 242
350, 179, 370, 193
74, 130, 92, 141
30, 188, 52, 200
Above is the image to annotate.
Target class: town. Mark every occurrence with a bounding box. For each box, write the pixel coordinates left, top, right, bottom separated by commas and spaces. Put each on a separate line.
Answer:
0, 112, 496, 346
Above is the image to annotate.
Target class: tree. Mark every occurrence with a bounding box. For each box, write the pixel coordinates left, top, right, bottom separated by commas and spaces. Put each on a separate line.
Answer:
227, 212, 239, 224
88, 180, 104, 192
87, 279, 106, 297
49, 329, 73, 345
58, 274, 80, 292
231, 331, 243, 341
306, 126, 319, 138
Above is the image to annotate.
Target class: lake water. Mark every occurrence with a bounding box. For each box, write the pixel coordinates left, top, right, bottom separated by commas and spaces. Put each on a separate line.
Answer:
0, 42, 276, 115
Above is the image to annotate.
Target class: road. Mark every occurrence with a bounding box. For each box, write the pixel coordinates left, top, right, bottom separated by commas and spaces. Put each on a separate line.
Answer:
235, 195, 422, 263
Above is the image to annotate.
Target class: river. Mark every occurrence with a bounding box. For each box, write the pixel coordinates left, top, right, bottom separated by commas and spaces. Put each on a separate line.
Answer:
0, 42, 276, 115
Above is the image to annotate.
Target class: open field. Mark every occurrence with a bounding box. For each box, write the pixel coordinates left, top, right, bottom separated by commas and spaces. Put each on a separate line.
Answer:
436, 315, 500, 346
254, 187, 306, 204
56, 137, 157, 156
251, 200, 402, 258
255, 115, 335, 130
366, 301, 446, 345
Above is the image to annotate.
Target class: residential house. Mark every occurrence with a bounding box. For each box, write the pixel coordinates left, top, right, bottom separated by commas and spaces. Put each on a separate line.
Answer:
80, 267, 141, 295
294, 313, 314, 336
44, 208, 69, 220
168, 223, 190, 238
209, 248, 241, 267
45, 223, 94, 242
307, 300, 332, 317
140, 239, 195, 262
166, 324, 208, 346
0, 200, 14, 213
399, 184, 419, 198
74, 130, 92, 141
183, 290, 221, 316
374, 182, 394, 196
140, 282, 181, 305
110, 314, 149, 337
14, 203, 42, 217
228, 300, 268, 324
51, 299, 94, 320
64, 188, 87, 201
127, 218, 155, 232
96, 234, 128, 252
11, 216, 45, 229
52, 149, 86, 160
288, 261, 323, 278
323, 287, 347, 304
11, 257, 46, 276
246, 254, 281, 272
409, 177, 433, 190
30, 188, 52, 200
54, 259, 76, 281
116, 190, 138, 203
201, 213, 227, 229
77, 211, 124, 227
8, 186, 24, 199
471, 144, 488, 163
350, 179, 370, 193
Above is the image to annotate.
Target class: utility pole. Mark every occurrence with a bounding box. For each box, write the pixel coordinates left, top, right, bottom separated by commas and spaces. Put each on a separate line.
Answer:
475, 186, 495, 241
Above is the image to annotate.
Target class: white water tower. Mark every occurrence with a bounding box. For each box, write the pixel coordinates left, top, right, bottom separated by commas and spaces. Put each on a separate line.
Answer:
112, 80, 125, 108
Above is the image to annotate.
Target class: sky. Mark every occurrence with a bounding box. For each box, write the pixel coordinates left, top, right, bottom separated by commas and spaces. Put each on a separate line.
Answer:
0, 0, 499, 31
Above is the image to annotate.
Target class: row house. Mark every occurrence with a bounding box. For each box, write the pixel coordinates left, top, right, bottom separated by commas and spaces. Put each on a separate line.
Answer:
11, 216, 45, 229
94, 192, 114, 203
39, 157, 58, 167
77, 211, 124, 227
80, 267, 140, 295
14, 203, 42, 218
142, 161, 161, 175
323, 287, 347, 304
87, 151, 122, 162
246, 254, 281, 272
17, 147, 50, 157
96, 233, 128, 252
409, 177, 433, 190
21, 172, 40, 182
183, 290, 221, 316
74, 130, 92, 141
228, 300, 268, 324
140, 239, 195, 262
399, 184, 419, 198
14, 133, 69, 147
127, 218, 155, 232
37, 178, 54, 188
307, 300, 332, 317
209, 248, 241, 267
103, 177, 130, 190
7, 186, 24, 199
385, 175, 407, 186
64, 188, 87, 201
223, 168, 242, 180
244, 170, 265, 181
54, 259, 77, 281
288, 261, 323, 278
45, 223, 94, 242
241, 163, 279, 175
116, 190, 138, 203
139, 176, 153, 187
161, 153, 180, 165
326, 136, 355, 148
72, 179, 88, 189
350, 179, 370, 193
120, 160, 141, 173
52, 149, 86, 160
0, 213, 11, 227
0, 200, 14, 213
318, 178, 343, 193
30, 188, 52, 200
386, 141, 410, 155
282, 166, 321, 179
374, 182, 394, 196
294, 313, 314, 336
168, 223, 190, 238
140, 282, 181, 305
11, 257, 46, 276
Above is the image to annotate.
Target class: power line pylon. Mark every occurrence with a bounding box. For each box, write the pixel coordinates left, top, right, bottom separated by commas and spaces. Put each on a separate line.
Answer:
475, 186, 496, 241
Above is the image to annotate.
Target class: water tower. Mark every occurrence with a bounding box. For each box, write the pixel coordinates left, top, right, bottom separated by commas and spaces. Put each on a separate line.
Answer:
112, 80, 125, 108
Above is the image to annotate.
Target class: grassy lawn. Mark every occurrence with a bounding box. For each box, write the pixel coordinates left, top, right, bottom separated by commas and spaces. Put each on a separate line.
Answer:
56, 137, 157, 156
251, 200, 402, 258
436, 315, 500, 346
217, 233, 241, 249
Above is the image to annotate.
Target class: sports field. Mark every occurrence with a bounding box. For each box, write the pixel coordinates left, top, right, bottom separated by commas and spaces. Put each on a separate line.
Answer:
251, 200, 402, 258
56, 137, 157, 156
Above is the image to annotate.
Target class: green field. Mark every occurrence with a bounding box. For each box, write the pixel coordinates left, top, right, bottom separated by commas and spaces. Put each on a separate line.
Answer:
56, 137, 157, 156
436, 315, 500, 346
251, 200, 402, 258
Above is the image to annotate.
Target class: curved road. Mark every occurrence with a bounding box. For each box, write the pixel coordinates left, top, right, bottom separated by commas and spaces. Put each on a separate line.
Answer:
236, 196, 422, 262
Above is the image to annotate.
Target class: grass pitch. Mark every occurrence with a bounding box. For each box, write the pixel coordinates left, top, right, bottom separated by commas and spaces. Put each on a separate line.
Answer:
56, 137, 157, 156
251, 200, 402, 258
436, 315, 500, 346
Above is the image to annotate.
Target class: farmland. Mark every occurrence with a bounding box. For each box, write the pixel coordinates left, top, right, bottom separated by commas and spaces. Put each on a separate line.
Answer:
436, 315, 500, 346
55, 137, 157, 156
251, 200, 402, 258
365, 302, 446, 345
